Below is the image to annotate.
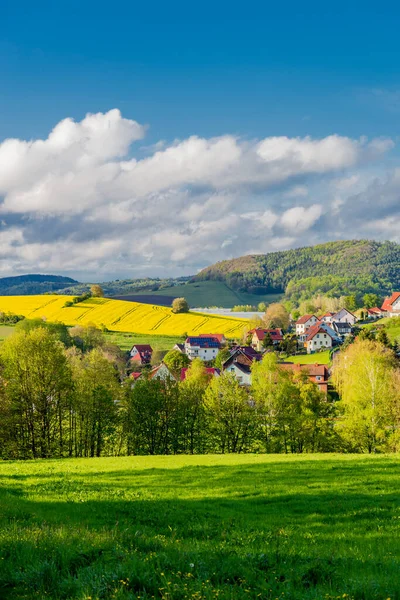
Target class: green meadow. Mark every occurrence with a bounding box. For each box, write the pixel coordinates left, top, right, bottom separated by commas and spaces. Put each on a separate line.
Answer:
0, 454, 399, 600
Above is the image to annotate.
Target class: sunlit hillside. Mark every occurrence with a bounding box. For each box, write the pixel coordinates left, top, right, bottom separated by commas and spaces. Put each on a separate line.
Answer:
0, 295, 248, 337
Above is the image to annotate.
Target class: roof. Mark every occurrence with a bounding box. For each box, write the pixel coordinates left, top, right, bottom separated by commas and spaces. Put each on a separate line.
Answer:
148, 363, 176, 380
180, 367, 220, 381
186, 337, 221, 348
129, 372, 142, 380
173, 343, 185, 351
230, 346, 260, 358
198, 333, 226, 343
227, 362, 252, 375
367, 307, 383, 314
332, 308, 356, 319
251, 328, 283, 341
320, 312, 334, 318
131, 344, 153, 352
280, 362, 329, 379
333, 321, 353, 331
296, 314, 316, 325
382, 292, 400, 312
305, 324, 334, 342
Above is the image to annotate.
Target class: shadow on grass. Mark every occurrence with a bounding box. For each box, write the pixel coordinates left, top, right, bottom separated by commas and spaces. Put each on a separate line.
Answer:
0, 458, 399, 599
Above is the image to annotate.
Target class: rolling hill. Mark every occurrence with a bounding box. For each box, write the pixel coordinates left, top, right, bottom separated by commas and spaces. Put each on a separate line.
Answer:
0, 274, 78, 295
193, 239, 400, 302
0, 295, 248, 337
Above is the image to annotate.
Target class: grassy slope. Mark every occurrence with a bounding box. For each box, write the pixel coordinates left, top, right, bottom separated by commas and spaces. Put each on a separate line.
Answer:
104, 330, 183, 352
363, 317, 400, 342
285, 349, 332, 365
0, 325, 15, 343
0, 296, 248, 338
0, 454, 399, 600
132, 280, 283, 308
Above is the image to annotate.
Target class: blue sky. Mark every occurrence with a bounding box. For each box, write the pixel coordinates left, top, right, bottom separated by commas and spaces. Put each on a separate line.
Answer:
1, 1, 400, 280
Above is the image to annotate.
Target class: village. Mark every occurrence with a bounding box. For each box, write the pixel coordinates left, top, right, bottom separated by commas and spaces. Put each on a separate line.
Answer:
127, 291, 400, 392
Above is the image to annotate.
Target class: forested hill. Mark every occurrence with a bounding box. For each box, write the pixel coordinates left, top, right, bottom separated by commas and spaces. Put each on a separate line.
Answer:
193, 240, 400, 302
0, 274, 78, 295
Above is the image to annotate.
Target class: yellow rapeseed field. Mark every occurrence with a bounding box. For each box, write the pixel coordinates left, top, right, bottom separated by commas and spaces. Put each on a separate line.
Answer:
0, 295, 248, 337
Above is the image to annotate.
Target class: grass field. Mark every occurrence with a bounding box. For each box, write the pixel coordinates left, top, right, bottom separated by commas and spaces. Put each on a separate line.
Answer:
363, 317, 400, 342
132, 281, 283, 309
0, 454, 399, 600
104, 331, 183, 352
0, 296, 248, 338
285, 350, 331, 364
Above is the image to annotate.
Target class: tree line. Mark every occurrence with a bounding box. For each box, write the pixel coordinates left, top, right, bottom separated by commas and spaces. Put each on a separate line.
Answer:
0, 319, 399, 459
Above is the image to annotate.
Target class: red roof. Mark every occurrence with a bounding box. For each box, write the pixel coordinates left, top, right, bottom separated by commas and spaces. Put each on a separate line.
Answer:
305, 324, 334, 342
382, 292, 400, 312
180, 367, 220, 381
296, 314, 316, 325
129, 372, 142, 380
368, 307, 383, 314
251, 328, 283, 341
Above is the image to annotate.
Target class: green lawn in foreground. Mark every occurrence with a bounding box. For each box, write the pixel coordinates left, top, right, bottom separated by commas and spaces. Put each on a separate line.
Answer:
285, 349, 331, 364
0, 454, 399, 600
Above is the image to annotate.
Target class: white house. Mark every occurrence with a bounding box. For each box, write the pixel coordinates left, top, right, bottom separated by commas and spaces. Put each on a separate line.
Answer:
295, 314, 319, 335
332, 308, 357, 326
305, 325, 333, 354
184, 336, 221, 361
224, 362, 252, 386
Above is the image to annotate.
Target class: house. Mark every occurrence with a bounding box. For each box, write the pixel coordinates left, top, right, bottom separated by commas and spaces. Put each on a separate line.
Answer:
332, 321, 353, 339
148, 362, 178, 381
184, 336, 221, 361
367, 307, 384, 320
180, 367, 220, 381
319, 312, 335, 325
279, 363, 330, 394
331, 308, 357, 326
249, 328, 283, 352
304, 325, 334, 354
130, 362, 177, 383
295, 315, 319, 335
222, 346, 262, 385
381, 292, 400, 317
129, 344, 153, 365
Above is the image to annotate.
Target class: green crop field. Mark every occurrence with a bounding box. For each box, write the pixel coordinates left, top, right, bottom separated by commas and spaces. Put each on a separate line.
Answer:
0, 454, 399, 600
133, 280, 283, 308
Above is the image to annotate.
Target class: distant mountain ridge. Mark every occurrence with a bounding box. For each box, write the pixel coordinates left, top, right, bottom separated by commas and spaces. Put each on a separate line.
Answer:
0, 274, 78, 296
193, 240, 400, 302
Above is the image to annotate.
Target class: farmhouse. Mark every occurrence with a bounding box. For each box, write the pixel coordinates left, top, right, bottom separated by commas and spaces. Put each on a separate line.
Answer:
249, 328, 283, 352
304, 325, 334, 354
295, 314, 319, 335
184, 336, 221, 361
381, 292, 400, 317
129, 344, 153, 365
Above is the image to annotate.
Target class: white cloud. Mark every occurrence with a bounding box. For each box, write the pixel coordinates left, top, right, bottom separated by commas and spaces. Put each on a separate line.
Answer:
280, 204, 323, 232
0, 109, 396, 278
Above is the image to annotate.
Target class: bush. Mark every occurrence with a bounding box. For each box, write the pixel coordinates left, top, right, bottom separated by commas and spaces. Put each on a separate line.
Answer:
171, 297, 189, 314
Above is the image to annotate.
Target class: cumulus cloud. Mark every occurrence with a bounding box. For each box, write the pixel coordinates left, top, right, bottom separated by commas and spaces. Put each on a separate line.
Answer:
0, 109, 396, 278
